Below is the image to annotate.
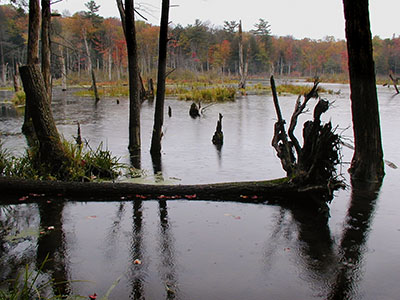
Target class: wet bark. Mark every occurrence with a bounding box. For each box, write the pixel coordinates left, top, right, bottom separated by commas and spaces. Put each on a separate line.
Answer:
0, 176, 333, 209
189, 102, 200, 118
118, 0, 141, 160
150, 0, 170, 157
41, 0, 51, 101
271, 76, 342, 187
19, 64, 69, 175
23, 0, 40, 136
212, 113, 224, 146
343, 0, 384, 182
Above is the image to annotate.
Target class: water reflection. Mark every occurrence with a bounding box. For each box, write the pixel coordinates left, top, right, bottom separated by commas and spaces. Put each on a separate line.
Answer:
36, 201, 70, 296
129, 200, 146, 300
327, 180, 382, 300
158, 200, 179, 299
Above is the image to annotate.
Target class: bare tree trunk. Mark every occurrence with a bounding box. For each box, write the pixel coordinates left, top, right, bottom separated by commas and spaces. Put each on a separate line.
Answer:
20, 64, 69, 175
238, 20, 247, 89
41, 0, 51, 101
343, 0, 384, 182
0, 39, 6, 85
83, 29, 100, 102
108, 51, 112, 81
150, 0, 170, 156
61, 47, 67, 91
13, 63, 20, 92
117, 0, 141, 165
22, 0, 40, 136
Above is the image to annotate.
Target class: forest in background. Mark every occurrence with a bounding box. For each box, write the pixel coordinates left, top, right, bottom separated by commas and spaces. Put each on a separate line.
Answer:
0, 2, 399, 86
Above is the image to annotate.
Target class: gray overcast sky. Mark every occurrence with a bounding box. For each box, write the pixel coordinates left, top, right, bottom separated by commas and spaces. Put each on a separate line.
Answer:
53, 0, 399, 40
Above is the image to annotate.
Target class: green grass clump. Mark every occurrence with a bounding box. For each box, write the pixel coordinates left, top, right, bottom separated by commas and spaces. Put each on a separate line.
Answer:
178, 86, 236, 102
12, 91, 26, 106
0, 140, 124, 182
62, 140, 123, 181
276, 84, 333, 95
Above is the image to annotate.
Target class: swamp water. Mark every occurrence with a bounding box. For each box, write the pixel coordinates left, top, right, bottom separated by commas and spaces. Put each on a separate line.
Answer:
0, 83, 400, 299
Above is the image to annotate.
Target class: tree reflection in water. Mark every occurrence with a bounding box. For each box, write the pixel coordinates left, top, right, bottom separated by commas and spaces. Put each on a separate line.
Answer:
37, 201, 70, 297
261, 179, 381, 299
129, 200, 146, 300
0, 178, 382, 299
158, 200, 179, 299
327, 180, 381, 300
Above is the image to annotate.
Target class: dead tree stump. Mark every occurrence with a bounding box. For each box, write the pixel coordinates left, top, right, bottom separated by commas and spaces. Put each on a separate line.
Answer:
270, 75, 342, 190
212, 113, 224, 146
189, 102, 200, 118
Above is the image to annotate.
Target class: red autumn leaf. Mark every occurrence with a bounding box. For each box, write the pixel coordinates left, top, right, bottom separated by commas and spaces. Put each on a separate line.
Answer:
89, 293, 97, 299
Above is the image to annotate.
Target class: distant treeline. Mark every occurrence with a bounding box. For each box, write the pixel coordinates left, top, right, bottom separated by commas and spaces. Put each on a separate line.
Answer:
0, 3, 399, 84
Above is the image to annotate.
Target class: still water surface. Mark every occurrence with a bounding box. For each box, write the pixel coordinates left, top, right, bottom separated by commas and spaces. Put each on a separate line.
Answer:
1, 83, 400, 299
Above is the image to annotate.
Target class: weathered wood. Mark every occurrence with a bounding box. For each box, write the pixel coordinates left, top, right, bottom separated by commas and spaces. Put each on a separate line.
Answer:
238, 20, 248, 90
212, 113, 224, 146
41, 0, 52, 101
120, 0, 141, 157
189, 102, 200, 118
288, 80, 319, 156
150, 0, 170, 157
270, 76, 295, 176
271, 76, 341, 186
0, 176, 334, 208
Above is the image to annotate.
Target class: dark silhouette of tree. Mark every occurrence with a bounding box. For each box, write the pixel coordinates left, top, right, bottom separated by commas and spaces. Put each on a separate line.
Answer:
116, 0, 141, 166
150, 0, 169, 157
22, 0, 39, 137
343, 0, 384, 182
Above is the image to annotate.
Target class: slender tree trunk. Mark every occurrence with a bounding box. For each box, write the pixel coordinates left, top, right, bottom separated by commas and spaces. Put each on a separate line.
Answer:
0, 39, 6, 85
150, 0, 169, 156
61, 47, 67, 91
108, 51, 112, 81
13, 63, 20, 92
22, 0, 40, 136
118, 0, 141, 164
41, 0, 51, 101
343, 0, 384, 181
238, 20, 247, 89
83, 29, 99, 102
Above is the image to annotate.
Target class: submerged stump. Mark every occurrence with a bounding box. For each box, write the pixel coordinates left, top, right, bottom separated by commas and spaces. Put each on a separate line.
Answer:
189, 102, 200, 118
212, 113, 224, 146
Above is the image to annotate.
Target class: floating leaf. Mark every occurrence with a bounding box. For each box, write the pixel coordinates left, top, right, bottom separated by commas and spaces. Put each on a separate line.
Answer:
18, 196, 29, 201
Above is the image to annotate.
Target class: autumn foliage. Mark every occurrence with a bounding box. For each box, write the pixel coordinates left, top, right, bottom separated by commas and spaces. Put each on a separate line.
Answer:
1, 4, 400, 84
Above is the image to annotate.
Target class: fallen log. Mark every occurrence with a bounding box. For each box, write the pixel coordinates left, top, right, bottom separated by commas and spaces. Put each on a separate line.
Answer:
0, 176, 339, 210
